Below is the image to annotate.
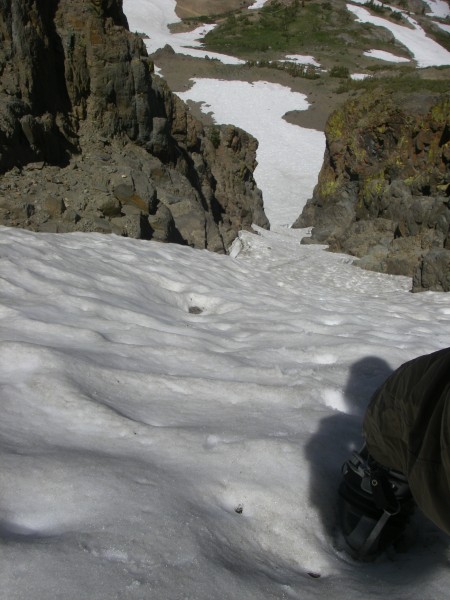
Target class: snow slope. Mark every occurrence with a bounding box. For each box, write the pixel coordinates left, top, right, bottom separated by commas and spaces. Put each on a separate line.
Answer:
1, 224, 450, 600
348, 2, 450, 67
423, 0, 450, 19
124, 0, 244, 63
363, 48, 411, 62
2, 1, 450, 599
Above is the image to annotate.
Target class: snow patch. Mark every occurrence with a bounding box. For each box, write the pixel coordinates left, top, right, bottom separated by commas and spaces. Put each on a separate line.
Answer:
249, 0, 271, 9
423, 0, 450, 18
348, 2, 450, 67
284, 54, 321, 67
351, 72, 371, 80
122, 0, 244, 63
363, 48, 411, 62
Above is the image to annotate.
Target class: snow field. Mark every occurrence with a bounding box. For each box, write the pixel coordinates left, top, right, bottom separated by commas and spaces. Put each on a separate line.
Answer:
1, 225, 450, 599
348, 2, 450, 67
2, 0, 450, 598
123, 0, 244, 63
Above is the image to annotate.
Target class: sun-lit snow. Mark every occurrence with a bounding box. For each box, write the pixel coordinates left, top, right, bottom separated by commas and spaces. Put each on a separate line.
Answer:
2, 222, 450, 600
249, 0, 271, 9
123, 0, 244, 63
123, 0, 179, 48
363, 48, 411, 62
434, 20, 450, 33
347, 2, 450, 67
423, 0, 450, 18
2, 1, 450, 599
177, 79, 325, 227
284, 54, 321, 67
168, 23, 245, 64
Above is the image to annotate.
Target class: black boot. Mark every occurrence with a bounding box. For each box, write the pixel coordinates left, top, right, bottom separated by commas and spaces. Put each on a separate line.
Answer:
338, 445, 415, 560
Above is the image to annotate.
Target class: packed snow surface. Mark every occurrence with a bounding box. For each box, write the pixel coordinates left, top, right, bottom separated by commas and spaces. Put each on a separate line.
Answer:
2, 223, 450, 600
2, 1, 450, 599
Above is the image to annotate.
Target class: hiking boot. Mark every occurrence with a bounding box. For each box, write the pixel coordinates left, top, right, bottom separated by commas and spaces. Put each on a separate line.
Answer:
338, 445, 415, 560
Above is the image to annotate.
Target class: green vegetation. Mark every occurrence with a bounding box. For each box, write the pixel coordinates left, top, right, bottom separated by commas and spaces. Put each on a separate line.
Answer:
245, 59, 320, 79
364, 1, 405, 24
195, 0, 450, 106
430, 98, 450, 125
208, 126, 221, 149
366, 1, 387, 15
336, 73, 450, 95
330, 65, 350, 78
203, 1, 355, 56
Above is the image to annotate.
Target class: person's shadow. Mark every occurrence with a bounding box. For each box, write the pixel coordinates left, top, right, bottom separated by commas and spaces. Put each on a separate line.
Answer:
304, 355, 448, 570
304, 356, 393, 541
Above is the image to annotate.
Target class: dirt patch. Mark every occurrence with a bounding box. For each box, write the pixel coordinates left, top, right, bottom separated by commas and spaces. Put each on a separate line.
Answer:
175, 0, 249, 19
158, 1, 355, 132
152, 47, 350, 132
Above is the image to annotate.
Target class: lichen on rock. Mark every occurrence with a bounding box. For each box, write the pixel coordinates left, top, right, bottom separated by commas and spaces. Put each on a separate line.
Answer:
294, 89, 450, 292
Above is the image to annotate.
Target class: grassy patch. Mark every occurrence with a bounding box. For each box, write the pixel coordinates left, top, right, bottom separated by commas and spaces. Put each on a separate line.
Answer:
335, 72, 450, 95
203, 1, 357, 56
330, 65, 350, 78
245, 59, 320, 79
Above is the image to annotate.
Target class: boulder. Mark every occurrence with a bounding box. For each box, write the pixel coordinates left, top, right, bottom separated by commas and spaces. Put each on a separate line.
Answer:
413, 249, 450, 292
0, 0, 268, 251
295, 89, 450, 291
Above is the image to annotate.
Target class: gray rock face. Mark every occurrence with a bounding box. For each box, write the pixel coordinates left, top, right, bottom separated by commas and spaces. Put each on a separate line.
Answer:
413, 249, 450, 292
0, 0, 269, 250
294, 89, 450, 292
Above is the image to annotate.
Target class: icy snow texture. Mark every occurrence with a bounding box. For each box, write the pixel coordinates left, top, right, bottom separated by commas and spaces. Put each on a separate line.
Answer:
351, 73, 371, 80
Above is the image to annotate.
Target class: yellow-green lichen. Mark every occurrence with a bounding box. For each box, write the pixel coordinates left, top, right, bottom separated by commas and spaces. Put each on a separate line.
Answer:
430, 99, 450, 125
318, 179, 340, 198
327, 109, 346, 141
359, 172, 388, 205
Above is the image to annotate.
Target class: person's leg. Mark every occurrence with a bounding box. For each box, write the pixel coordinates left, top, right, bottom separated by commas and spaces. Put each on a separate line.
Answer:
339, 348, 450, 558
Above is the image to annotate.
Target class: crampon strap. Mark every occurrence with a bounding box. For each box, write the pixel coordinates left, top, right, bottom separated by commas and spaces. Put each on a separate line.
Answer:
339, 446, 411, 559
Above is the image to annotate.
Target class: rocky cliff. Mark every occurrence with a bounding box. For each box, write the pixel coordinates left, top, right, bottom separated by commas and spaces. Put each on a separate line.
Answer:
295, 89, 450, 292
0, 0, 268, 250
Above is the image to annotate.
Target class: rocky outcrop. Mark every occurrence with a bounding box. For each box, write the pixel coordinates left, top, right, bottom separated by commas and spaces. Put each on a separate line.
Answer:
294, 89, 450, 292
0, 0, 268, 250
